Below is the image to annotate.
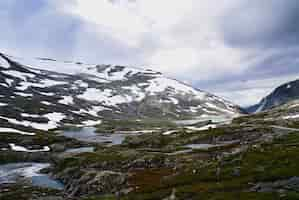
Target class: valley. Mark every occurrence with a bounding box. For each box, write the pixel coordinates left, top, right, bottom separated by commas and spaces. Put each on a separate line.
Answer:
1, 54, 299, 199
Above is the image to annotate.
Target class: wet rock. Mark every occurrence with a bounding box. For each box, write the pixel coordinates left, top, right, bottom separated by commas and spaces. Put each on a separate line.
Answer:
50, 144, 66, 152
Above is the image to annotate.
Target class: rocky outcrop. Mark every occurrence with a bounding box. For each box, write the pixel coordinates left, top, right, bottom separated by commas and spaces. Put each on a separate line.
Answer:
250, 177, 299, 193
56, 169, 127, 197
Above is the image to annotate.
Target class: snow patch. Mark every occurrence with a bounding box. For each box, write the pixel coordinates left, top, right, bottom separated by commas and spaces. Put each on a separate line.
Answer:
40, 79, 67, 87
80, 65, 156, 82
5, 79, 14, 86
0, 57, 10, 69
58, 96, 74, 105
186, 124, 217, 131
81, 120, 102, 127
289, 104, 299, 109
0, 113, 65, 131
9, 144, 50, 152
255, 99, 267, 113
73, 106, 110, 117
75, 80, 88, 88
16, 79, 67, 90
15, 92, 33, 97
39, 92, 55, 96
122, 85, 145, 101
41, 101, 52, 105
2, 70, 35, 81
205, 102, 235, 115
162, 130, 178, 135
146, 77, 205, 99
0, 128, 35, 135
21, 113, 41, 118
78, 88, 134, 106
283, 114, 299, 119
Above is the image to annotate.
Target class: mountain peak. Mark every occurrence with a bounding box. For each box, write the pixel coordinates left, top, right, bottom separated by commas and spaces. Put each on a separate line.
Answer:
247, 79, 299, 113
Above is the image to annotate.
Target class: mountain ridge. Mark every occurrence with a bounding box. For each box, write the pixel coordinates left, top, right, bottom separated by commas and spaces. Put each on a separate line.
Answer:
0, 52, 241, 132
247, 79, 299, 113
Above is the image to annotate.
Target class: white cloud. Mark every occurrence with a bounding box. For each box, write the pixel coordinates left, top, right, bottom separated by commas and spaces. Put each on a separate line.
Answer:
63, 0, 149, 47
3, 0, 299, 107
60, 0, 252, 81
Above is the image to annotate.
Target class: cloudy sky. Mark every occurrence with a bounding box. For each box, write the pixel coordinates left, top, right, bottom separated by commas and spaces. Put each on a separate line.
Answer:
1, 0, 299, 107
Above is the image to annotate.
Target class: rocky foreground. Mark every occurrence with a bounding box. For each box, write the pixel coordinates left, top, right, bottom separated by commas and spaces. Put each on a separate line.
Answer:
1, 101, 299, 200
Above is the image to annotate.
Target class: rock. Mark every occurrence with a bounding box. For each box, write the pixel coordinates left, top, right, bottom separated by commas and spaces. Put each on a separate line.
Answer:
250, 177, 299, 192
232, 167, 241, 177
66, 170, 127, 197
31, 197, 64, 200
127, 154, 173, 169
163, 188, 176, 200
50, 144, 66, 152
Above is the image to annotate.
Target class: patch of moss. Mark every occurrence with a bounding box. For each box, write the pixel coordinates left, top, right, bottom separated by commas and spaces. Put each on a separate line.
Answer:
124, 132, 299, 199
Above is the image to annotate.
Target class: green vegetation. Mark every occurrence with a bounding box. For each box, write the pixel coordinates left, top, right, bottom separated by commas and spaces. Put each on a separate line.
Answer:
120, 132, 299, 199
3, 109, 299, 199
0, 184, 62, 200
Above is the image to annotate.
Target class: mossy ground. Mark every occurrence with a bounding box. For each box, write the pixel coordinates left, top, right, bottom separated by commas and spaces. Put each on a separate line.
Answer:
0, 184, 63, 200
3, 113, 299, 200
118, 131, 299, 199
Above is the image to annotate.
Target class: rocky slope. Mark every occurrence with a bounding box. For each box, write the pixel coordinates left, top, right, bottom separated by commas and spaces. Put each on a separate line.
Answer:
0, 53, 240, 133
247, 79, 299, 113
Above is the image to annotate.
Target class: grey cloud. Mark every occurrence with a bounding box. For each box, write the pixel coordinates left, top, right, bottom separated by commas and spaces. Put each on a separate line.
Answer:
2, 0, 299, 107
221, 0, 299, 48
0, 0, 81, 60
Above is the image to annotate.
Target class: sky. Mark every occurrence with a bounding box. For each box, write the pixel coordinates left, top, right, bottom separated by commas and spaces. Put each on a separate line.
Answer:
1, 0, 299, 107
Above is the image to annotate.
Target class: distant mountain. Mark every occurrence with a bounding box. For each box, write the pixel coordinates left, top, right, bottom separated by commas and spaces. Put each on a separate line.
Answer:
247, 79, 299, 113
0, 52, 241, 132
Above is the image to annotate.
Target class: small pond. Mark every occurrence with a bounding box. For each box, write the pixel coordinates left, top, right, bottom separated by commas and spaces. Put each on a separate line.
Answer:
65, 147, 95, 154
0, 162, 64, 190
62, 127, 139, 146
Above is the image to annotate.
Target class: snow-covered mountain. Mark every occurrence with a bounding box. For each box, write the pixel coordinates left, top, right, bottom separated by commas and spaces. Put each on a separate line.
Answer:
247, 79, 299, 113
0, 53, 241, 132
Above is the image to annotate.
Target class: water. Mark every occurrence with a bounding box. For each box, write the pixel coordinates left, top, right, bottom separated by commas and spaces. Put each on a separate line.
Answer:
0, 163, 64, 190
185, 144, 218, 150
174, 116, 232, 125
185, 140, 240, 150
62, 127, 139, 146
65, 147, 95, 154
167, 149, 193, 155
31, 175, 64, 190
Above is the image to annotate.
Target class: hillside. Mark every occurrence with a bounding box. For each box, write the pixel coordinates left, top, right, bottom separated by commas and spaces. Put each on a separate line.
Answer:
0, 53, 240, 133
